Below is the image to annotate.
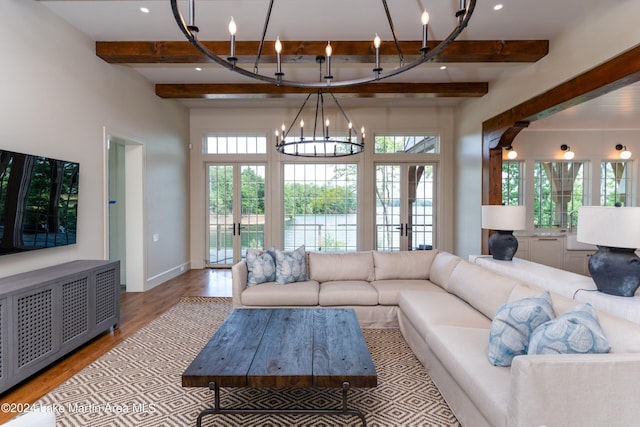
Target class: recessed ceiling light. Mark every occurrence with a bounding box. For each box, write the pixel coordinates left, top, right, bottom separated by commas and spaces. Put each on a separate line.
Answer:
140, 7, 150, 14
195, 67, 202, 71
440, 65, 447, 70
493, 4, 503, 11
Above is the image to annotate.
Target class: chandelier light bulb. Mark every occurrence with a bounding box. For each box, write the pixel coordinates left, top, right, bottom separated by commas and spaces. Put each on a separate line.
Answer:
228, 17, 236, 35
325, 41, 332, 57
421, 10, 430, 50
275, 36, 282, 54
421, 10, 430, 25
275, 36, 283, 76
373, 34, 382, 74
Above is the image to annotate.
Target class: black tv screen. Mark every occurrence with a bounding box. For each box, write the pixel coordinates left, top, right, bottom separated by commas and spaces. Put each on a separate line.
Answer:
0, 149, 79, 255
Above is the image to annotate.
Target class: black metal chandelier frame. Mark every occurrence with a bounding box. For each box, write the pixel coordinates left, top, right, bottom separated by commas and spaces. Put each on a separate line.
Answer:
170, 0, 476, 89
275, 89, 364, 157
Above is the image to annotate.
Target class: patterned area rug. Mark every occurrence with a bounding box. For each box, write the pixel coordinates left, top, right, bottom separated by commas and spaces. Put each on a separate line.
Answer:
36, 297, 460, 426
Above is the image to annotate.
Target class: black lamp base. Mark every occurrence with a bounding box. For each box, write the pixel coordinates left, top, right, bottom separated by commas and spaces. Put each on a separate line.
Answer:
488, 230, 518, 261
588, 246, 640, 297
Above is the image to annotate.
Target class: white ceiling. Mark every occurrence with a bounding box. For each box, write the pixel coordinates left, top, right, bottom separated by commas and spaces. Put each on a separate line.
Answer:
38, 0, 640, 127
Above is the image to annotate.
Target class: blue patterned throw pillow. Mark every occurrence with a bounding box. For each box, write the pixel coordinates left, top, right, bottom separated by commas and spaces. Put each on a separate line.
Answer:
528, 303, 611, 355
275, 245, 308, 285
246, 248, 276, 286
488, 291, 555, 367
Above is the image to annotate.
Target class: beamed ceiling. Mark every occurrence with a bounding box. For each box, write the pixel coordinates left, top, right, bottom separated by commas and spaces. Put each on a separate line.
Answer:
39, 0, 640, 121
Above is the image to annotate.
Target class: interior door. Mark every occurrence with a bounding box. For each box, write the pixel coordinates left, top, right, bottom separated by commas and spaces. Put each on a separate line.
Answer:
375, 163, 435, 251
207, 164, 266, 267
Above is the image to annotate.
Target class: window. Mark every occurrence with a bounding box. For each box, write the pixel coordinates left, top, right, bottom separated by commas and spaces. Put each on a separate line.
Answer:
283, 164, 358, 252
601, 161, 630, 206
533, 161, 585, 228
501, 161, 522, 206
374, 135, 439, 154
205, 135, 267, 154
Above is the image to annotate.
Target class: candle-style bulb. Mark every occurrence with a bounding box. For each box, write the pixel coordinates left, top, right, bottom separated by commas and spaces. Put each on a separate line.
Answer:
421, 10, 430, 25
374, 34, 381, 49
228, 17, 237, 35
275, 36, 283, 76
325, 41, 332, 57
325, 118, 330, 127
300, 119, 304, 128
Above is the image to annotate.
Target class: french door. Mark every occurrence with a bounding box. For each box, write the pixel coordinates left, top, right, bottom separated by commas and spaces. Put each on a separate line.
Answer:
207, 164, 266, 267
375, 163, 435, 251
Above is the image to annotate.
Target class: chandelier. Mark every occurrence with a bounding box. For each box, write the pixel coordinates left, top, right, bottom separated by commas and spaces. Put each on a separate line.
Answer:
170, 0, 476, 89
275, 89, 365, 157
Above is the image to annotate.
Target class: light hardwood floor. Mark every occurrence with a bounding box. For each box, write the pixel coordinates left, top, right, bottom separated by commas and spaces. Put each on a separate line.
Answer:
0, 268, 232, 424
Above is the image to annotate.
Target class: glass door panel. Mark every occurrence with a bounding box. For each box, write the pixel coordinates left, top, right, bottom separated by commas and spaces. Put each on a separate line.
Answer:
207, 164, 266, 267
208, 165, 234, 266
376, 163, 435, 251
239, 165, 266, 258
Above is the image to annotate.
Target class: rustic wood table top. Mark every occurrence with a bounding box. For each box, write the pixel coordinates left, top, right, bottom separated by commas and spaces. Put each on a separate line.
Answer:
182, 307, 377, 389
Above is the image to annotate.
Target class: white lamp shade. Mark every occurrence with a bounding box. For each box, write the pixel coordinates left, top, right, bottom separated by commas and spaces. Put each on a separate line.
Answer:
577, 206, 640, 249
481, 205, 526, 231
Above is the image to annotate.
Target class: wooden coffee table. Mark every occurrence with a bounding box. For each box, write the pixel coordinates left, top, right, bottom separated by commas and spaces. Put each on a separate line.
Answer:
183, 307, 377, 426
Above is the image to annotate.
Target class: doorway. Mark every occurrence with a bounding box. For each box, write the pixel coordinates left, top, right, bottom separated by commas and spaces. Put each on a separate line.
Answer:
106, 132, 145, 291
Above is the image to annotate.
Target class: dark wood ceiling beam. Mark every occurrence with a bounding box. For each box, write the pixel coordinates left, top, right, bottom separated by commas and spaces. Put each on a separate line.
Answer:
155, 82, 489, 99
97, 40, 548, 64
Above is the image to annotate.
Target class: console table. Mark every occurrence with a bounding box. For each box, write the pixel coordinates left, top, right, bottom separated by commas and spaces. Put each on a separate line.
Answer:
0, 260, 120, 394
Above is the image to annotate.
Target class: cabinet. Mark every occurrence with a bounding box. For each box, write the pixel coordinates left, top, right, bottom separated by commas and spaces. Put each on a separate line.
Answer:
529, 237, 564, 269
563, 251, 594, 276
0, 260, 119, 394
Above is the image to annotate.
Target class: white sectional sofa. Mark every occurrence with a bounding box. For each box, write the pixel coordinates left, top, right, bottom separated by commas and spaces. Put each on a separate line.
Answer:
232, 249, 640, 426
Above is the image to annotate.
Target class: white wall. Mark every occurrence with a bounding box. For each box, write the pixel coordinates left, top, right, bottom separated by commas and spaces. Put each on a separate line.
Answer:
453, 0, 640, 259
0, 1, 190, 289
189, 105, 455, 266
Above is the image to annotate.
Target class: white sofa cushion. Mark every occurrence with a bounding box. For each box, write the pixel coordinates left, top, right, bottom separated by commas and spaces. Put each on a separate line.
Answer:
398, 291, 492, 340
427, 325, 510, 427
308, 251, 375, 282
429, 252, 463, 290
373, 250, 438, 280
371, 279, 445, 305
319, 280, 378, 306
448, 260, 521, 320
241, 280, 319, 306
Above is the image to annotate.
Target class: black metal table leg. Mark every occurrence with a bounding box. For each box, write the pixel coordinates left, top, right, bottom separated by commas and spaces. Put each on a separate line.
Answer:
195, 381, 367, 426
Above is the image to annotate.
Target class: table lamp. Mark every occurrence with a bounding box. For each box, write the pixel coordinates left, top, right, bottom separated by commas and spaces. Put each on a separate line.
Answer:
577, 206, 640, 297
481, 205, 527, 261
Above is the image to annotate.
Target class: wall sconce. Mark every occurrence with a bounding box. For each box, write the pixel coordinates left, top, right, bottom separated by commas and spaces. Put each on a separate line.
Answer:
615, 144, 632, 159
505, 145, 518, 160
560, 144, 575, 160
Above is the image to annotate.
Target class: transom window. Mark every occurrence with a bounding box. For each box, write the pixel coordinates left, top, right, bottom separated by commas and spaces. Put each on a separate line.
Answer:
205, 135, 267, 154
374, 135, 439, 154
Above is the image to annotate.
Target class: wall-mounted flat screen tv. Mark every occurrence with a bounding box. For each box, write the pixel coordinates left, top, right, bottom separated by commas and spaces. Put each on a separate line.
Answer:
0, 149, 79, 255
